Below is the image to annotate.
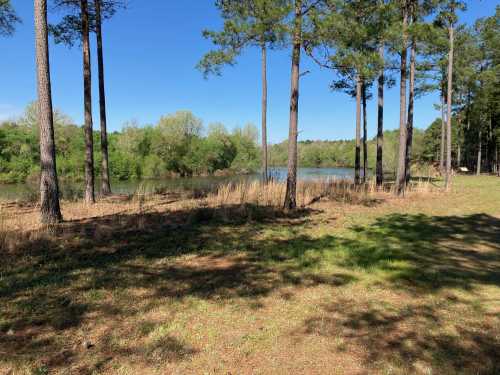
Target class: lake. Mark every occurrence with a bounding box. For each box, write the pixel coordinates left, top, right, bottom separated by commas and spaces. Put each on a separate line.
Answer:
0, 167, 363, 201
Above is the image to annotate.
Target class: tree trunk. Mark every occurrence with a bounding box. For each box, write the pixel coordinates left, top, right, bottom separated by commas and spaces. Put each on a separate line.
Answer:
440, 87, 446, 173
355, 76, 361, 186
376, 44, 384, 188
283, 0, 302, 210
496, 141, 499, 177
362, 80, 368, 184
405, 31, 416, 185
261, 43, 268, 183
81, 0, 95, 203
487, 112, 492, 172
485, 125, 489, 172
456, 111, 462, 167
465, 88, 471, 170
477, 130, 481, 176
95, 0, 111, 195
395, 3, 408, 196
444, 23, 454, 191
34, 0, 62, 224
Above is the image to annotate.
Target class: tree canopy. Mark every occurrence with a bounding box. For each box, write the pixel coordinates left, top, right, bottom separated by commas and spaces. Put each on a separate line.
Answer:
0, 0, 20, 36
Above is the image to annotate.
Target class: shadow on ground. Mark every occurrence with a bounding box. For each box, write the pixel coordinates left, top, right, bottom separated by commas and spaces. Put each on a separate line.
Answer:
1, 204, 338, 370
300, 212, 500, 374
344, 213, 500, 291
1, 204, 499, 373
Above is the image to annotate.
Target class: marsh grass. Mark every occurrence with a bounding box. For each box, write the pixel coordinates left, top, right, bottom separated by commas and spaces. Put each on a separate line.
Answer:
170, 177, 434, 212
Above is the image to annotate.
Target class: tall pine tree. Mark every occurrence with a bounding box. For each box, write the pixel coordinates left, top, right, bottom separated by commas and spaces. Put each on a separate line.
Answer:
34, 0, 63, 223
50, 0, 124, 199
198, 0, 289, 184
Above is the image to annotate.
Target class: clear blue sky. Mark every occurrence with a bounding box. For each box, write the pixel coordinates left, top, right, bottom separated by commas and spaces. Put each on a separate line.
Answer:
0, 0, 497, 143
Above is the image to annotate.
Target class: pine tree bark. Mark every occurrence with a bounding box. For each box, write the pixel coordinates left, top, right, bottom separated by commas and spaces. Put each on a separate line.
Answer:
405, 31, 416, 185
495, 141, 499, 177
95, 0, 111, 195
456, 111, 462, 167
476, 130, 481, 176
35, 0, 62, 224
362, 80, 368, 184
81, 0, 95, 203
355, 76, 361, 186
395, 2, 408, 195
465, 88, 471, 169
487, 113, 492, 172
261, 43, 268, 183
284, 0, 302, 210
376, 44, 384, 188
444, 23, 454, 191
440, 86, 446, 173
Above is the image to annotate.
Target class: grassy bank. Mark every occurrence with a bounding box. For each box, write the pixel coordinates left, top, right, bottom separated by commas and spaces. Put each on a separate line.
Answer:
1, 176, 499, 374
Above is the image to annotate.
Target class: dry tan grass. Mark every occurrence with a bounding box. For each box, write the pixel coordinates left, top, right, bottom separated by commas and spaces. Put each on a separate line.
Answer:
181, 178, 435, 211
0, 178, 436, 259
0, 178, 435, 235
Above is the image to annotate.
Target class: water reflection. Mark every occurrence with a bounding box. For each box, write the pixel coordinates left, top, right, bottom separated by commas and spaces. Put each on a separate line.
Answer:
0, 167, 363, 201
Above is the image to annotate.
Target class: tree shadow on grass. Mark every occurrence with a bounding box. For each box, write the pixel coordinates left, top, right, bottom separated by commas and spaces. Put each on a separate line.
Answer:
342, 213, 500, 292
2, 207, 499, 373
301, 298, 500, 374
0, 204, 352, 371
299, 213, 500, 374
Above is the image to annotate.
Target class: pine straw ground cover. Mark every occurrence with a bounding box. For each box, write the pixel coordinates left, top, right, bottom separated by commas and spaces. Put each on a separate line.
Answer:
0, 176, 499, 374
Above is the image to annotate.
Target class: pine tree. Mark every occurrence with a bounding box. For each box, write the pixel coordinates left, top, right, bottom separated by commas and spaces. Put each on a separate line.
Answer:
374, 0, 397, 187
414, 10, 450, 175
395, 0, 409, 196
283, 0, 302, 209
440, 83, 446, 173
34, 0, 63, 223
445, 6, 455, 189
361, 80, 371, 183
376, 41, 385, 187
50, 0, 124, 199
405, 0, 417, 185
404, 0, 434, 183
198, 0, 289, 184
95, 0, 111, 195
435, 0, 466, 190
306, 0, 383, 187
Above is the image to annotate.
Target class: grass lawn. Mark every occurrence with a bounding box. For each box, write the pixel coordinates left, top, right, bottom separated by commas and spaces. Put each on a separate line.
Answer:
1, 175, 499, 374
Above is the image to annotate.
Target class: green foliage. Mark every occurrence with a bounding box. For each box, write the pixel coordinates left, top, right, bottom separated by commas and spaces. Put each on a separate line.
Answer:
0, 0, 20, 36
230, 124, 260, 172
151, 112, 203, 176
49, 0, 125, 46
415, 5, 499, 172
2, 104, 437, 184
308, 0, 389, 87
0, 104, 52, 183
433, 0, 467, 28
421, 117, 457, 163
455, 8, 499, 171
0, 105, 261, 183
197, 0, 289, 77
268, 128, 426, 173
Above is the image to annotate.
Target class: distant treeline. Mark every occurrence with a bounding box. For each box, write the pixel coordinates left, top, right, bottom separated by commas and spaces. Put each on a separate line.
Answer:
1, 104, 461, 184
269, 125, 458, 173
0, 104, 260, 183
268, 118, 466, 173
269, 129, 425, 173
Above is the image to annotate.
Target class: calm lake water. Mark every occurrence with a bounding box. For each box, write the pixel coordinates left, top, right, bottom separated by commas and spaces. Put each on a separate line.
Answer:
0, 167, 361, 201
